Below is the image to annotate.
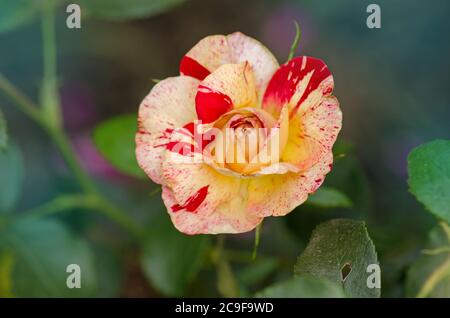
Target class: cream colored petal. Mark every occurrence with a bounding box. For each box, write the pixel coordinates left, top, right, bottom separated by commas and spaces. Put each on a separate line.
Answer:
161, 133, 262, 235
136, 76, 199, 185
181, 32, 279, 100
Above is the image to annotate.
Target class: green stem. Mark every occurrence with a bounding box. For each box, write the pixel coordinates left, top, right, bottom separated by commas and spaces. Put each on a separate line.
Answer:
416, 256, 450, 298
0, 3, 143, 240
0, 76, 142, 239
42, 0, 57, 83
252, 221, 263, 260
95, 199, 145, 240
0, 194, 143, 239
48, 126, 143, 238
41, 0, 61, 128
225, 249, 267, 263
47, 125, 96, 194
287, 21, 301, 61
422, 246, 450, 256
40, 0, 92, 193
2, 194, 99, 227
0, 74, 43, 125
440, 221, 450, 243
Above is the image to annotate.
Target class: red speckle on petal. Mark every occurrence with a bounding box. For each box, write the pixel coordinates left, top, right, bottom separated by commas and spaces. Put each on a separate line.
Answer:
180, 56, 211, 81
195, 85, 233, 123
171, 185, 209, 213
166, 142, 193, 154
156, 128, 175, 140
323, 86, 333, 95
154, 141, 200, 156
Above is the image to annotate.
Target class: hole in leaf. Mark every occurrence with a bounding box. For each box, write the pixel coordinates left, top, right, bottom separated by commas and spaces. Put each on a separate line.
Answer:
341, 262, 352, 282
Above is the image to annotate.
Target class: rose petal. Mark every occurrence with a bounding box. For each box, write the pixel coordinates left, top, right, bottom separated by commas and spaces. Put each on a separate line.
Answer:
180, 32, 279, 98
247, 152, 334, 217
180, 35, 231, 80
281, 96, 341, 171
161, 134, 262, 234
246, 106, 289, 174
262, 56, 341, 171
195, 85, 233, 124
195, 63, 257, 123
262, 56, 334, 117
226, 32, 279, 98
136, 76, 199, 184
179, 55, 211, 81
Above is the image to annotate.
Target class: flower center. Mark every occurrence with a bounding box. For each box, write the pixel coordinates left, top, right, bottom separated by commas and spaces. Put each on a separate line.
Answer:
205, 108, 284, 175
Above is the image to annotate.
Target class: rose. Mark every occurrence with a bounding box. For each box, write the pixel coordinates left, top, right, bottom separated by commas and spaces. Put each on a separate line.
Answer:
136, 32, 342, 235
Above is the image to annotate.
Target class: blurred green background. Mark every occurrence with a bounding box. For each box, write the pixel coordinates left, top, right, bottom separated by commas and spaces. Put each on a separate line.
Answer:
0, 0, 449, 297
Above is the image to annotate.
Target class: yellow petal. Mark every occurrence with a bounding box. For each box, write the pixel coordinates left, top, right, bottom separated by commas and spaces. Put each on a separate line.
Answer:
281, 96, 341, 171
247, 152, 334, 217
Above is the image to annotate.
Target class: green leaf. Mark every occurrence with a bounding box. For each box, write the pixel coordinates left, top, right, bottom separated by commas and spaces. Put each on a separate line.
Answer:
0, 0, 39, 33
306, 186, 353, 208
0, 108, 7, 150
406, 222, 450, 297
256, 276, 346, 298
140, 209, 211, 296
0, 142, 24, 213
408, 140, 450, 223
294, 219, 380, 298
79, 0, 187, 21
0, 218, 98, 297
93, 114, 146, 179
237, 258, 278, 287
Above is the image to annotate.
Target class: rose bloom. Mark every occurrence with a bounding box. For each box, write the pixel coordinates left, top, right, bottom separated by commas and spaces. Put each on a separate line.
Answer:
136, 32, 342, 235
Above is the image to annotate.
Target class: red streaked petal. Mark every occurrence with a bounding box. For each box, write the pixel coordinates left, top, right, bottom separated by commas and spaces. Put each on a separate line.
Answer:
180, 56, 211, 81
195, 85, 233, 123
262, 56, 333, 116
171, 185, 209, 213
180, 121, 216, 151
180, 33, 279, 96
281, 96, 342, 171
136, 76, 199, 185
161, 157, 263, 234
196, 62, 257, 122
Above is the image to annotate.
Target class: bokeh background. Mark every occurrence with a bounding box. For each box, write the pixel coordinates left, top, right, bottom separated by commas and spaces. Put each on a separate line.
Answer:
1, 0, 450, 297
